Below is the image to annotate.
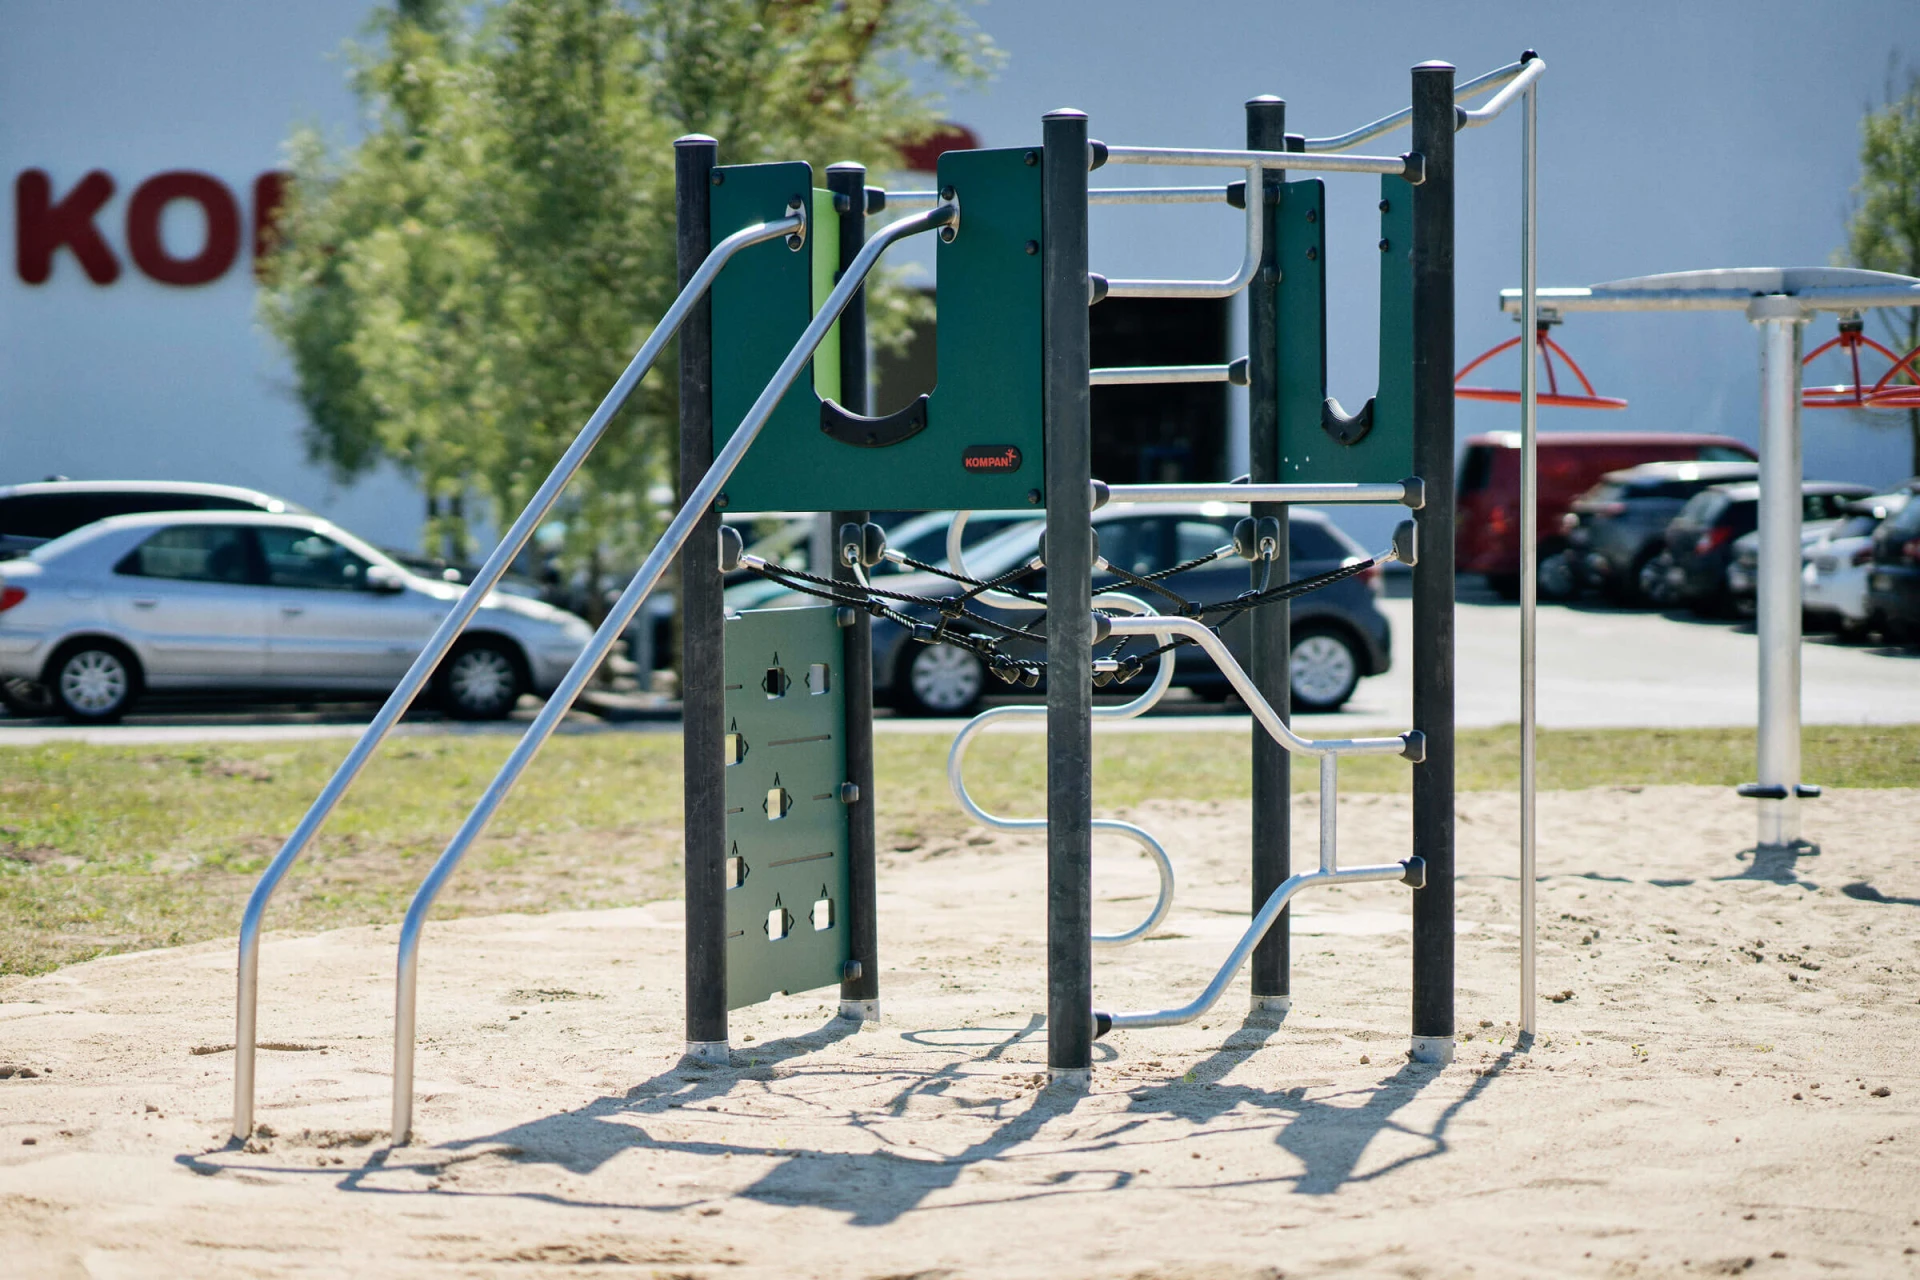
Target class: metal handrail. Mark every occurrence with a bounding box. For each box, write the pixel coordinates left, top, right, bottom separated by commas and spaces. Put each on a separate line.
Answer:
1102, 162, 1263, 299
946, 595, 1178, 948
387, 200, 958, 1144
1101, 145, 1414, 176
227, 206, 805, 1141
1303, 59, 1528, 152
1103, 480, 1417, 506
1458, 58, 1546, 129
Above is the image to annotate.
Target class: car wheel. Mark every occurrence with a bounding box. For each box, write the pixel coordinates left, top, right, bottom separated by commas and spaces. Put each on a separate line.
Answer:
47, 641, 140, 724
438, 640, 527, 720
1638, 553, 1677, 607
894, 643, 985, 717
1536, 550, 1579, 602
1289, 625, 1361, 713
1485, 572, 1521, 601
0, 677, 55, 719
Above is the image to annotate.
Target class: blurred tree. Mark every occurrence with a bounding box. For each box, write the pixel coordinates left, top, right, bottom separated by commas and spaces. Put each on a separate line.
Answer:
1841, 63, 1920, 475
260, 0, 995, 607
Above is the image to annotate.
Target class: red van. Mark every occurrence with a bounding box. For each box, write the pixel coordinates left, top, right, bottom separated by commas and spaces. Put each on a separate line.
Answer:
1456, 431, 1757, 597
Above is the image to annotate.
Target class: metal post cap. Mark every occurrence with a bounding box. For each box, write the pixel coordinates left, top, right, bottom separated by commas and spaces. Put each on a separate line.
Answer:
673, 133, 719, 148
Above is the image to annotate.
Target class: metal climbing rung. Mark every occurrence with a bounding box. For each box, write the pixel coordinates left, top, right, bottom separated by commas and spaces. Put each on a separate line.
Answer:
387, 199, 958, 1145
226, 204, 808, 1142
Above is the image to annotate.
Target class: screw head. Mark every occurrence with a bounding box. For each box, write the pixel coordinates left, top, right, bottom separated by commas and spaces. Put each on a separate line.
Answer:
940, 186, 956, 200
1378, 239, 1390, 252
1025, 239, 1039, 255
1305, 209, 1317, 224
939, 226, 957, 243
714, 493, 730, 510
711, 171, 725, 186
1306, 246, 1318, 261
1027, 489, 1043, 506
787, 233, 804, 250
1378, 198, 1390, 212
1024, 151, 1038, 166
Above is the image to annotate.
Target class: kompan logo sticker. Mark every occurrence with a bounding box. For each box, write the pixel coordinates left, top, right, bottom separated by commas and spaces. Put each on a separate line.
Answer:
962, 445, 1022, 473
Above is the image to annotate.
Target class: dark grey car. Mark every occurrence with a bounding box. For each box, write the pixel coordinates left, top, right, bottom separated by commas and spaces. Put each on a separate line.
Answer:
1556, 460, 1759, 603
864, 505, 1393, 716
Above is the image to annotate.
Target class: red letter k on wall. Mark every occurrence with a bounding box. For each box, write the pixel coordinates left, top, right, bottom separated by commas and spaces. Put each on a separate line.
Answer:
15, 169, 120, 285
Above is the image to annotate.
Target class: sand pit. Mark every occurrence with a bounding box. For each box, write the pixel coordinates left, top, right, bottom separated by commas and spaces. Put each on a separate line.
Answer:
0, 783, 1914, 1277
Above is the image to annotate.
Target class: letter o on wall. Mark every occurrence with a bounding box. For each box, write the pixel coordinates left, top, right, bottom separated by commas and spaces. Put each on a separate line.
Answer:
126, 171, 241, 286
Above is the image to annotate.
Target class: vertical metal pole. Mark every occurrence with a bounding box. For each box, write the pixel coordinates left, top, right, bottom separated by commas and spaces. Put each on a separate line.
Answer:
1749, 295, 1808, 849
1518, 78, 1539, 1039
1245, 96, 1293, 1017
1408, 63, 1456, 1066
827, 161, 881, 1022
677, 134, 729, 1065
1042, 109, 1095, 1084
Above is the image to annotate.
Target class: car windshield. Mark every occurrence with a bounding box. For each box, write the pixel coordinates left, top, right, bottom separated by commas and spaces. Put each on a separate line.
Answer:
1677, 491, 1728, 526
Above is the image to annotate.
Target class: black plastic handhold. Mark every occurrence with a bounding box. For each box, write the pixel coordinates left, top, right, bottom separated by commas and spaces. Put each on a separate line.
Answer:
1093, 1010, 1114, 1039
1322, 396, 1375, 446
820, 394, 929, 448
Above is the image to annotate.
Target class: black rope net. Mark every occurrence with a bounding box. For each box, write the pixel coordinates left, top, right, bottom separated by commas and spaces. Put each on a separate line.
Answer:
741, 536, 1388, 691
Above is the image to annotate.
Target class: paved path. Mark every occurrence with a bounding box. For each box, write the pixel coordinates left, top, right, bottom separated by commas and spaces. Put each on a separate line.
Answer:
1, 597, 1913, 746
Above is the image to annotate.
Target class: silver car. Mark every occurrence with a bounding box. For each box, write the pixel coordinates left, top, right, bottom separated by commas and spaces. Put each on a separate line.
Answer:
0, 511, 593, 722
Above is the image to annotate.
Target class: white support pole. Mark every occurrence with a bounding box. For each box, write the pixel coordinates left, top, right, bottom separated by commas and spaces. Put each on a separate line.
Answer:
1748, 295, 1808, 848
1518, 80, 1539, 1038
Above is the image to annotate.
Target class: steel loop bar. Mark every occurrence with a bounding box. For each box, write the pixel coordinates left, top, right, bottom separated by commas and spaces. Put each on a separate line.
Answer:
947, 595, 1178, 948
1518, 80, 1539, 1038
947, 511, 1047, 613
1103, 163, 1263, 299
1303, 59, 1527, 152
1104, 481, 1415, 506
1458, 57, 1546, 129
387, 201, 955, 1144
227, 207, 803, 1141
1104, 615, 1414, 759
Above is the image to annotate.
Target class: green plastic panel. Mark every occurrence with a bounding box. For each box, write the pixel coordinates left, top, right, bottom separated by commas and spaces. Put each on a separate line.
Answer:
711, 148, 1045, 514
1276, 176, 1415, 484
810, 187, 841, 405
723, 604, 851, 1010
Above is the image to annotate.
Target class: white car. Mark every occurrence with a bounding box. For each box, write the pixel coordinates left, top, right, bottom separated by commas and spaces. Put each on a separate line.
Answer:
0, 511, 594, 722
1803, 491, 1912, 638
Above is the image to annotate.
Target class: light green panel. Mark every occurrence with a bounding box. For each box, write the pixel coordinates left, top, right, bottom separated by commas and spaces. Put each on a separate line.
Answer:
723, 605, 851, 1010
811, 187, 841, 405
1277, 175, 1415, 484
712, 147, 1045, 514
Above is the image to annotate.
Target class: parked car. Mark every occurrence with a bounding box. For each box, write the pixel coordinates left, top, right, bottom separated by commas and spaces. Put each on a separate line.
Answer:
1659, 481, 1872, 616
0, 479, 309, 561
1456, 432, 1756, 598
0, 511, 593, 722
1866, 491, 1920, 642
1800, 490, 1914, 639
1554, 460, 1762, 603
736, 505, 1392, 716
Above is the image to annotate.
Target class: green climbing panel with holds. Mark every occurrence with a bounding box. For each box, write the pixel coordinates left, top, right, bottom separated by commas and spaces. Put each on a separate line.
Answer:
722, 604, 852, 1010
1276, 175, 1415, 484
709, 148, 1045, 515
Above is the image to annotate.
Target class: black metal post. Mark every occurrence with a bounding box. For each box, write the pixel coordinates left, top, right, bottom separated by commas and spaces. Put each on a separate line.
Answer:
826, 161, 880, 1022
676, 134, 729, 1062
1245, 96, 1292, 1015
1408, 64, 1456, 1063
1042, 109, 1094, 1081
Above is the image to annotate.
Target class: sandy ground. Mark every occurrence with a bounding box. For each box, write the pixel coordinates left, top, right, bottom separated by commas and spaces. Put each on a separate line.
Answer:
0, 784, 1915, 1278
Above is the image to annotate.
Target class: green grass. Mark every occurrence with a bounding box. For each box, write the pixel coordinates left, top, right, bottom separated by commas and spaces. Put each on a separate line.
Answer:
0, 723, 1911, 977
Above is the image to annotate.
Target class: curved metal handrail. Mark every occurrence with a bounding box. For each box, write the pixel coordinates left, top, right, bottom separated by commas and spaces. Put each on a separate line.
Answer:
946, 594, 1178, 947
387, 201, 957, 1144
229, 206, 805, 1141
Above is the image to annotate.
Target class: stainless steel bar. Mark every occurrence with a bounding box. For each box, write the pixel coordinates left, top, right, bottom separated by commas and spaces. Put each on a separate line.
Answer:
1091, 186, 1232, 205
1102, 860, 1413, 1030
1103, 145, 1412, 176
1303, 60, 1526, 152
1519, 83, 1539, 1039
1458, 58, 1546, 129
1318, 755, 1337, 874
946, 511, 1046, 613
228, 206, 803, 1142
1104, 615, 1413, 759
1751, 296, 1808, 850
1090, 363, 1239, 386
387, 201, 955, 1144
881, 190, 941, 210
947, 596, 1178, 948
1104, 164, 1262, 299
1104, 480, 1413, 505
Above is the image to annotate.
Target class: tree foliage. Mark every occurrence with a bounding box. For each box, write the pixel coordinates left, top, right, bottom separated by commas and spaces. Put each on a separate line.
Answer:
260, 0, 996, 574
1840, 63, 1920, 475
